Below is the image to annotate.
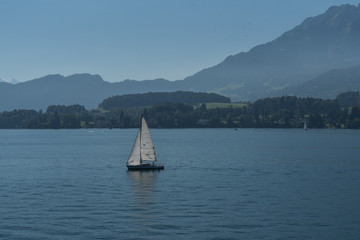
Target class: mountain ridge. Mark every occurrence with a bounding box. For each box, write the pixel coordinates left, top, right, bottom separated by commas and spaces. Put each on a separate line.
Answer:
0, 73, 182, 111
181, 3, 360, 101
288, 64, 360, 99
1, 3, 360, 111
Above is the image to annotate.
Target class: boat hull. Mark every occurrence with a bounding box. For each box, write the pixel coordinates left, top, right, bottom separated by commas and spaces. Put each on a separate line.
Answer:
127, 164, 164, 170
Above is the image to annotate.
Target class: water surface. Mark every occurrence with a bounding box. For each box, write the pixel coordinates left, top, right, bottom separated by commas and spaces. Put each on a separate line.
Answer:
0, 129, 359, 239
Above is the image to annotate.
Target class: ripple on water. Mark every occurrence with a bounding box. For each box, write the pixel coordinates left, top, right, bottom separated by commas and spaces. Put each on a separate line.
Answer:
1, 129, 360, 239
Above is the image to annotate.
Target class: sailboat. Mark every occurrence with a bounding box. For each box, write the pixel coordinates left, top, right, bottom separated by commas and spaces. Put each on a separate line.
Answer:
127, 116, 164, 170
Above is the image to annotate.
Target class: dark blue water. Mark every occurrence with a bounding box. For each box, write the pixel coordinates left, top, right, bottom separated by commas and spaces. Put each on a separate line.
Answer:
0, 129, 359, 239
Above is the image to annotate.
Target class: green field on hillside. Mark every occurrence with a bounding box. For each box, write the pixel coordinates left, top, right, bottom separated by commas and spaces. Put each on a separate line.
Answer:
203, 102, 248, 109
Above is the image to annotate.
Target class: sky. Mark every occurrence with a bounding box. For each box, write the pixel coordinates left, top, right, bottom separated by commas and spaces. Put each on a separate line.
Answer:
0, 0, 359, 83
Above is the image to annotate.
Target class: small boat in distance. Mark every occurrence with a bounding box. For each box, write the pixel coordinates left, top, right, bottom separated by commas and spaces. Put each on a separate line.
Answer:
304, 120, 308, 131
127, 115, 164, 170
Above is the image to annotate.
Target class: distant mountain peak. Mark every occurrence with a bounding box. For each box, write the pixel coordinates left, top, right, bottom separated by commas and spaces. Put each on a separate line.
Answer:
281, 3, 360, 39
0, 77, 19, 84
66, 73, 105, 83
326, 3, 358, 13
10, 79, 18, 84
21, 73, 105, 85
181, 2, 360, 101
322, 3, 360, 26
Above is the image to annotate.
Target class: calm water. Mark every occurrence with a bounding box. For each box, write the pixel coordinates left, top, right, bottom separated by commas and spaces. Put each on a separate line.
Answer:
0, 128, 360, 239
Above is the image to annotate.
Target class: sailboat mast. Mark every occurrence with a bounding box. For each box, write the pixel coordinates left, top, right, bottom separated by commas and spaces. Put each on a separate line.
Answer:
139, 115, 143, 163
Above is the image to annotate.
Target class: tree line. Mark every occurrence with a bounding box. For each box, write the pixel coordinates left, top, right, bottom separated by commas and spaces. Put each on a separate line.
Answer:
0, 94, 360, 129
99, 91, 231, 110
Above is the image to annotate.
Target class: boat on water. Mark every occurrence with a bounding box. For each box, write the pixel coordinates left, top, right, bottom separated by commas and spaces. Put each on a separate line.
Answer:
126, 116, 164, 170
304, 120, 308, 131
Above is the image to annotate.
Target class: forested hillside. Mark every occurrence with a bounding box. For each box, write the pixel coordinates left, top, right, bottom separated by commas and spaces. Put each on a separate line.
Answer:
336, 91, 360, 108
99, 91, 231, 110
1, 94, 360, 129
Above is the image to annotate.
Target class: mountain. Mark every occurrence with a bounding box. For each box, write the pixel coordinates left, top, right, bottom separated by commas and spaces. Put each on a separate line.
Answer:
10, 79, 19, 84
0, 78, 17, 84
181, 3, 360, 101
288, 64, 360, 99
2, 3, 360, 111
0, 74, 109, 111
0, 74, 182, 111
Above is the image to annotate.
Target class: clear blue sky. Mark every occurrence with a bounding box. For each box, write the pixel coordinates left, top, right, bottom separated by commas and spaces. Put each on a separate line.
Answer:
0, 0, 359, 83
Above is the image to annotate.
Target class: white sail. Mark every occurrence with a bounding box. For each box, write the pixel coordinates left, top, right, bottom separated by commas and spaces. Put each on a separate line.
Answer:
140, 117, 156, 162
127, 130, 141, 166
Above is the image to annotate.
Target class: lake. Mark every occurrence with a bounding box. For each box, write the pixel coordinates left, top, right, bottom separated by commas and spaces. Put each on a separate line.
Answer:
0, 128, 360, 239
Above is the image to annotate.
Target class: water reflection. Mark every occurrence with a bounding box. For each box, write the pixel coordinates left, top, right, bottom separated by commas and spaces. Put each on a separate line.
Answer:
127, 171, 160, 219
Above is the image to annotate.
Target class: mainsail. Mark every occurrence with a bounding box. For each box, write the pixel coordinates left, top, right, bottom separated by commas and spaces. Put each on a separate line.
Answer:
127, 130, 141, 166
127, 116, 156, 166
140, 117, 156, 162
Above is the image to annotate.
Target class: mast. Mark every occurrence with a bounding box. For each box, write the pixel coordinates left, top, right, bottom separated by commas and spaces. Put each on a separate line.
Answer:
139, 115, 143, 164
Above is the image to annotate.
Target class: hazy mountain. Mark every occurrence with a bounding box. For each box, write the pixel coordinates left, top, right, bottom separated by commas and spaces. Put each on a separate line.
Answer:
0, 74, 109, 111
181, 3, 360, 101
288, 65, 360, 99
10, 79, 19, 84
1, 3, 360, 111
0, 74, 180, 111
0, 78, 17, 84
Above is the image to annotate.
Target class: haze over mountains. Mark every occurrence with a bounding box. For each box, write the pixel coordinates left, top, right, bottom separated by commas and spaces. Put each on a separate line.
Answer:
1, 3, 360, 111
182, 3, 360, 100
0, 74, 182, 111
